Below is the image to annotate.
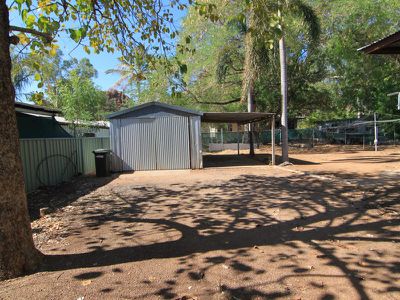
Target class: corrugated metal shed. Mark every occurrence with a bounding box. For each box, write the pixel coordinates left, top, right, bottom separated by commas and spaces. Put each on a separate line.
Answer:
108, 102, 203, 171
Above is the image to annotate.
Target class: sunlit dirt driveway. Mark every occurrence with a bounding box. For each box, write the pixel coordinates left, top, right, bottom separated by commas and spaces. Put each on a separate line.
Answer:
0, 152, 399, 300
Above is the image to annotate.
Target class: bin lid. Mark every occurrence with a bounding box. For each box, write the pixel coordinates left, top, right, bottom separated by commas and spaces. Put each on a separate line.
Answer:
93, 149, 111, 154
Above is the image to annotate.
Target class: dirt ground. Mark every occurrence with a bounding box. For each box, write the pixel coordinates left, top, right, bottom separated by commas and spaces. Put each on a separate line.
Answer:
1, 146, 399, 300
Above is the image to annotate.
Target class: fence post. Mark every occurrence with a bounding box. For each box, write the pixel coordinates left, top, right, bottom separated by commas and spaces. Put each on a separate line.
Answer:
312, 128, 315, 148
394, 128, 396, 146
79, 138, 85, 174
271, 115, 276, 165
363, 135, 365, 150
237, 123, 240, 155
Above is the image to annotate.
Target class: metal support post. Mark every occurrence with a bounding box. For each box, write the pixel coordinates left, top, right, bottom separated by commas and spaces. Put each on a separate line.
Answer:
237, 123, 240, 155
271, 115, 276, 165
374, 113, 378, 152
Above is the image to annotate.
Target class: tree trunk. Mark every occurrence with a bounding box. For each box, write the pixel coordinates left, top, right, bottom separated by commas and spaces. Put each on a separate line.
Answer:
244, 10, 255, 157
279, 35, 289, 163
247, 80, 255, 156
0, 1, 41, 280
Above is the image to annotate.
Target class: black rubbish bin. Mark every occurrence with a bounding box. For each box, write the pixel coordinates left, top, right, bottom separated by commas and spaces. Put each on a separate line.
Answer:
93, 149, 111, 177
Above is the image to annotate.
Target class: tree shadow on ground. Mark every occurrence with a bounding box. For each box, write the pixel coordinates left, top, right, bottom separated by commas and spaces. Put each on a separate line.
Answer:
27, 174, 117, 220
37, 171, 399, 300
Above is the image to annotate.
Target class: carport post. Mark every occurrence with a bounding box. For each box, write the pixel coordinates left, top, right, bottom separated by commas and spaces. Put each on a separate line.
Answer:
237, 123, 240, 155
271, 115, 276, 165
374, 112, 378, 152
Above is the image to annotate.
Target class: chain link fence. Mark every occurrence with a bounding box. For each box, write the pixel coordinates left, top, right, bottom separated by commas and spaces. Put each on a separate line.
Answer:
202, 127, 400, 152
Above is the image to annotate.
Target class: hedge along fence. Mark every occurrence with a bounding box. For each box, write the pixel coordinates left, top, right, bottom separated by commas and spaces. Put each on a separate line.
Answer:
19, 137, 110, 193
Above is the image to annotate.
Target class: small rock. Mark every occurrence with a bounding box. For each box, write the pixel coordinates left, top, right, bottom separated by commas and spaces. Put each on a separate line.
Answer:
295, 226, 304, 232
81, 280, 92, 286
353, 274, 365, 281
40, 207, 51, 217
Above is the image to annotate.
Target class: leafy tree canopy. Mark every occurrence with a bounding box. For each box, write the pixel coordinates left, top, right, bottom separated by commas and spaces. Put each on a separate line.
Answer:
52, 69, 108, 121
128, 0, 400, 124
8, 0, 192, 78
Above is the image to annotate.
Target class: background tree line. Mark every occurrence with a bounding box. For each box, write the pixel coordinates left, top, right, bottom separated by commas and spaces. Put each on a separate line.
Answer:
12, 50, 131, 121
12, 0, 400, 126
124, 0, 400, 125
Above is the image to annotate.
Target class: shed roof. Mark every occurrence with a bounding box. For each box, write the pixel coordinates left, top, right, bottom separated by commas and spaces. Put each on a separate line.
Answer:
358, 30, 400, 54
15, 102, 61, 116
107, 101, 203, 119
202, 112, 273, 124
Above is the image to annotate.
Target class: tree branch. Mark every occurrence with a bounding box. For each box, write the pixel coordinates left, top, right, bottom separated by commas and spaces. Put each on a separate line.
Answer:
9, 26, 52, 43
196, 98, 241, 105
175, 81, 241, 105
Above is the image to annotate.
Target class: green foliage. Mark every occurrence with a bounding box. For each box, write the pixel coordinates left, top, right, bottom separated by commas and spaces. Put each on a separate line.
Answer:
10, 0, 400, 123
11, 51, 34, 100
306, 0, 400, 121
8, 0, 187, 64
51, 71, 107, 121
106, 50, 150, 102
11, 49, 99, 106
127, 1, 246, 111
141, 0, 399, 125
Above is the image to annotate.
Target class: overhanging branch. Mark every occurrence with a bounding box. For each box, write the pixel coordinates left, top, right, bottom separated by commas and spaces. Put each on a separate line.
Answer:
197, 98, 241, 105
176, 82, 241, 105
10, 25, 53, 43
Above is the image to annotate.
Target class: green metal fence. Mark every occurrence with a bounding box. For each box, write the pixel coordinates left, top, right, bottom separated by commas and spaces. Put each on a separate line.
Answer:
20, 137, 110, 193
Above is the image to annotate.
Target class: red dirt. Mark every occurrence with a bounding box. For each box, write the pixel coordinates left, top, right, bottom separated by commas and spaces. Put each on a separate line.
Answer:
0, 147, 399, 300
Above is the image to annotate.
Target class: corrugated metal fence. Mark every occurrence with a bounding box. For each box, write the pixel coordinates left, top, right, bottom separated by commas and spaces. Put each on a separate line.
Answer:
20, 137, 110, 193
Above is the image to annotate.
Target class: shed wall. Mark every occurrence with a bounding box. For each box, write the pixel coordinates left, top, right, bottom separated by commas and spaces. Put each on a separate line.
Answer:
110, 114, 202, 171
189, 116, 203, 169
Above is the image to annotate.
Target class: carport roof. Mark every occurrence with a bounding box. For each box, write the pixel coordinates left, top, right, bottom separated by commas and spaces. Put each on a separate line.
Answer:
358, 30, 400, 54
202, 112, 273, 124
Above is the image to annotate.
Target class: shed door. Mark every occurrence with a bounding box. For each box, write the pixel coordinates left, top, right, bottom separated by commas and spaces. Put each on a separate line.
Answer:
154, 117, 190, 170
119, 117, 190, 171
120, 118, 157, 171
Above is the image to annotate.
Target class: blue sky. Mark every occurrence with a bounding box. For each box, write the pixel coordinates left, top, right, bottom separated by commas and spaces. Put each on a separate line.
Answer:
8, 1, 188, 93
58, 44, 122, 90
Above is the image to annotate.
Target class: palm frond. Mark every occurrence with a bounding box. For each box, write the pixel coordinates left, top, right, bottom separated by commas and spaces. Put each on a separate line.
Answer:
290, 0, 321, 46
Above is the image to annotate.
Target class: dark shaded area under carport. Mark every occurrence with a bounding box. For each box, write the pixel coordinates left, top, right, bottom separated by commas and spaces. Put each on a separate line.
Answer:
203, 154, 319, 168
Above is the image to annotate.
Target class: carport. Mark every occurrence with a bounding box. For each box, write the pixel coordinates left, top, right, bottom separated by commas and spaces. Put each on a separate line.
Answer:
201, 112, 276, 166
108, 102, 276, 171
